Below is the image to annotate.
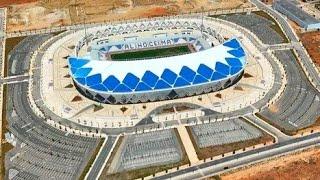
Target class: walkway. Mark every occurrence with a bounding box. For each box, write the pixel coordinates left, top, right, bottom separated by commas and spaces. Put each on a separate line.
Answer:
177, 126, 199, 164
0, 74, 29, 85
267, 43, 293, 51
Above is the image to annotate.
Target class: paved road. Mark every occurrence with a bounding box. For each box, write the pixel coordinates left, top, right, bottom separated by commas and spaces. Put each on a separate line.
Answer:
250, 0, 320, 90
86, 136, 117, 180
250, 0, 298, 42
153, 133, 320, 180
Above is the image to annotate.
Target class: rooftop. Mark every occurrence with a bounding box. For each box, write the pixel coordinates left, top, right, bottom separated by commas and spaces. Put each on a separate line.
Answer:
68, 38, 246, 93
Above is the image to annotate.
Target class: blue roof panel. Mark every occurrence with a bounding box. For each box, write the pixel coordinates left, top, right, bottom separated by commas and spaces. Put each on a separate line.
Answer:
103, 75, 120, 91
230, 66, 243, 75
225, 58, 243, 67
86, 74, 102, 86
161, 69, 178, 85
197, 64, 214, 79
71, 68, 77, 75
211, 72, 227, 81
115, 45, 122, 50
228, 49, 245, 58
114, 84, 132, 92
90, 84, 108, 91
75, 77, 86, 85
74, 68, 92, 78
154, 80, 171, 89
179, 66, 196, 82
69, 58, 89, 68
142, 71, 159, 87
223, 39, 240, 49
193, 75, 208, 84
122, 73, 140, 89
174, 77, 190, 87
135, 82, 152, 91
215, 62, 230, 76
238, 47, 245, 54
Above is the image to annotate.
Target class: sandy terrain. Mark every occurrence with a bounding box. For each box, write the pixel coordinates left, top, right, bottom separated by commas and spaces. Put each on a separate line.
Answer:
300, 31, 320, 70
221, 147, 320, 180
2, 0, 252, 32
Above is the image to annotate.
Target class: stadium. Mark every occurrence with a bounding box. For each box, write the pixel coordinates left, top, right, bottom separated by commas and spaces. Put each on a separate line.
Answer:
68, 23, 246, 104
4, 1, 320, 179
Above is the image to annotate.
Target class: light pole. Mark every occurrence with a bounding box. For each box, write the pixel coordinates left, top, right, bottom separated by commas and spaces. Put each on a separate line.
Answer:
201, 6, 204, 38
83, 16, 88, 46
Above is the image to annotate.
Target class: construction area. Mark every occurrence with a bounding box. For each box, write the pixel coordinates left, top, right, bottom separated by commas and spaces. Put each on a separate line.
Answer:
1, 0, 252, 32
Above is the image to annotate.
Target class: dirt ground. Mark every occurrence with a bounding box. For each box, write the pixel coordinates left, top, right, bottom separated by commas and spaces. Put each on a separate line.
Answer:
299, 31, 320, 70
2, 0, 252, 32
221, 147, 320, 180
0, 0, 37, 8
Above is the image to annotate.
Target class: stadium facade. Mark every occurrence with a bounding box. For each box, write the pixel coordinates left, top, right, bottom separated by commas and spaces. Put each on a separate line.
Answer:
68, 38, 246, 104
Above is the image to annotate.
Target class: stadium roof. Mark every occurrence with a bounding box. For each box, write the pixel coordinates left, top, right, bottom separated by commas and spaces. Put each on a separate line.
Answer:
68, 38, 246, 93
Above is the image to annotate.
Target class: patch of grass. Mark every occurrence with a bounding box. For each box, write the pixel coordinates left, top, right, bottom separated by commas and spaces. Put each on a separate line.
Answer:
110, 45, 191, 60
79, 138, 105, 180
100, 129, 190, 180
186, 121, 274, 160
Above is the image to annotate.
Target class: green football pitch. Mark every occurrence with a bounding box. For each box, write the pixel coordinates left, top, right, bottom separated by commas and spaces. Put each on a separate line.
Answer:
110, 45, 191, 61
